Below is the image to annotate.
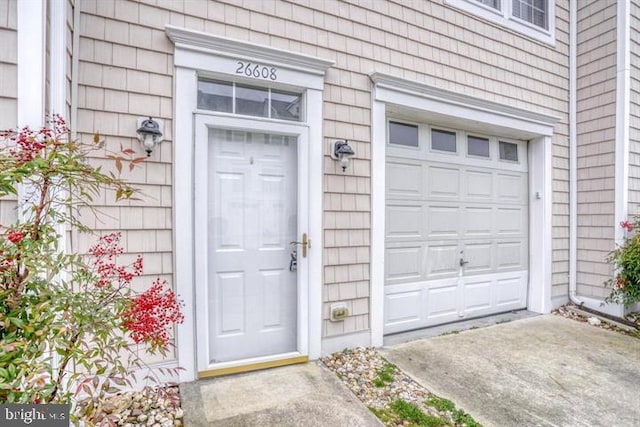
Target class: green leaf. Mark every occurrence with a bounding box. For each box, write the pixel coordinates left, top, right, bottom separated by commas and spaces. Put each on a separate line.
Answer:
9, 318, 24, 328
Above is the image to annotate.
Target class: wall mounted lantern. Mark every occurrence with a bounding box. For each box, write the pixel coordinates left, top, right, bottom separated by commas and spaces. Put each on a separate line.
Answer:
136, 117, 164, 157
333, 140, 355, 172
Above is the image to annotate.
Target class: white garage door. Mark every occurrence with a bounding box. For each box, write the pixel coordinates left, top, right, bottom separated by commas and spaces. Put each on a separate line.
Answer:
384, 122, 529, 334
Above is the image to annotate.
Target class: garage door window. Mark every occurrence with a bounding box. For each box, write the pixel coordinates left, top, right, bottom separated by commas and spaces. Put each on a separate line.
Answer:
499, 141, 519, 162
431, 129, 457, 153
389, 121, 419, 147
467, 135, 490, 158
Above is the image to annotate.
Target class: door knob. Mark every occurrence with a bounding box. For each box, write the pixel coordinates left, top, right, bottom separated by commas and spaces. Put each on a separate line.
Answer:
459, 258, 469, 267
289, 233, 310, 258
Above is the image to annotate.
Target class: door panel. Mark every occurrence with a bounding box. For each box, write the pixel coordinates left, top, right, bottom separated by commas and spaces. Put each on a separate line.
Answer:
208, 129, 298, 363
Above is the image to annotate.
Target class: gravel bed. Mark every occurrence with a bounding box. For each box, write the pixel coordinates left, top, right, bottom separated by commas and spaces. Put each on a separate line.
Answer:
73, 386, 183, 427
553, 304, 640, 338
322, 347, 476, 426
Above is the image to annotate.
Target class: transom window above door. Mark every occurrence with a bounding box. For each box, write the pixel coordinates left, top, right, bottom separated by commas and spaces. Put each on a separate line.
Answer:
197, 79, 303, 122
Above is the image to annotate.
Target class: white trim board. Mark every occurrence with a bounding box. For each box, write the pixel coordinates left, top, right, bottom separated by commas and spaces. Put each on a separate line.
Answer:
17, 0, 45, 127
370, 73, 558, 346
168, 26, 331, 382
615, 0, 631, 246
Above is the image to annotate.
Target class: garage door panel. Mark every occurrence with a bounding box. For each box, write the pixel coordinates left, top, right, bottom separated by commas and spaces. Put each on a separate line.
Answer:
464, 206, 493, 236
385, 289, 422, 327
385, 246, 423, 283
426, 244, 459, 278
497, 172, 527, 203
384, 280, 460, 333
427, 206, 460, 238
461, 279, 492, 312
465, 169, 493, 200
462, 242, 493, 273
496, 274, 528, 307
426, 281, 458, 318
496, 207, 525, 235
387, 160, 423, 200
386, 203, 424, 240
496, 241, 526, 270
427, 165, 460, 198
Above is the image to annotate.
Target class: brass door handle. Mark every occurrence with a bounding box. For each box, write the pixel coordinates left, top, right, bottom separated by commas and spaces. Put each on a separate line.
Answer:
289, 233, 310, 258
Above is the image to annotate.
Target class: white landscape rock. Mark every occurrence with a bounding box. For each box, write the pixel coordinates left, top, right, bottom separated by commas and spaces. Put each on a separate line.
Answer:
588, 317, 602, 326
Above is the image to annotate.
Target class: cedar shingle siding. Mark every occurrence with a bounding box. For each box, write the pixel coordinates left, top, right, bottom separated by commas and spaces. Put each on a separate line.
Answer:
74, 0, 570, 340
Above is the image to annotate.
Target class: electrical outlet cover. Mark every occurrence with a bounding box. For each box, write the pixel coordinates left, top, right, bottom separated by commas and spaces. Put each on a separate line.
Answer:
330, 302, 349, 322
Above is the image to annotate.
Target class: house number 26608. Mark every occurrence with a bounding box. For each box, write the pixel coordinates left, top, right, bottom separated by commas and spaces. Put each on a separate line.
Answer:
235, 62, 277, 81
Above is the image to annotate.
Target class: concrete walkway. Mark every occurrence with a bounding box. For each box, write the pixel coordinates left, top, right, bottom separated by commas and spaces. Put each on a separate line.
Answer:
179, 362, 383, 426
381, 315, 640, 427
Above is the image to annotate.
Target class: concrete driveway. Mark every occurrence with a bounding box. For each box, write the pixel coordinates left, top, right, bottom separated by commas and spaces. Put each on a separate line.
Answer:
381, 315, 640, 427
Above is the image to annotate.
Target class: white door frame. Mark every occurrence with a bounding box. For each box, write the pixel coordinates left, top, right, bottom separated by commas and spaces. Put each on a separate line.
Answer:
370, 73, 559, 346
193, 114, 310, 373
167, 26, 332, 382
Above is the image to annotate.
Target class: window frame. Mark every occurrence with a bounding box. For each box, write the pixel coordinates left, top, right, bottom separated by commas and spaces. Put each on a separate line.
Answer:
197, 76, 306, 123
445, 0, 555, 46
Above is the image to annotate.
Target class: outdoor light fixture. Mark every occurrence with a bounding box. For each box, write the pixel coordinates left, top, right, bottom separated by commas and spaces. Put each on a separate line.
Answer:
136, 117, 164, 157
333, 140, 355, 172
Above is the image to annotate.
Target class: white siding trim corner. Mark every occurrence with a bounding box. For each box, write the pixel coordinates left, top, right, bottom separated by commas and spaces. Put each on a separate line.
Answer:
527, 135, 554, 313
49, 1, 66, 118
615, 0, 632, 246
306, 88, 324, 360
16, 0, 46, 223
17, 0, 46, 127
173, 67, 198, 383
370, 93, 386, 348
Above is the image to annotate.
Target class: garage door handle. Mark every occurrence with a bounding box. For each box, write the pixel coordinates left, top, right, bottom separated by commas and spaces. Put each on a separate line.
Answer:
459, 258, 469, 267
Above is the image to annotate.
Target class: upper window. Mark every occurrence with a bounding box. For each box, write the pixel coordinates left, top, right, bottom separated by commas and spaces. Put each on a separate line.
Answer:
197, 79, 302, 122
475, 0, 500, 9
449, 0, 555, 45
512, 0, 547, 29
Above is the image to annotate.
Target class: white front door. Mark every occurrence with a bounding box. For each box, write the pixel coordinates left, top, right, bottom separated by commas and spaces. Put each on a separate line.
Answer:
194, 116, 309, 370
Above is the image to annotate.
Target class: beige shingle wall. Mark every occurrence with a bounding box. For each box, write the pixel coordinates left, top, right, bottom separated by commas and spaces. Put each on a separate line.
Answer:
629, 0, 640, 216
575, 0, 617, 298
0, 0, 17, 227
77, 0, 569, 340
74, 0, 175, 361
